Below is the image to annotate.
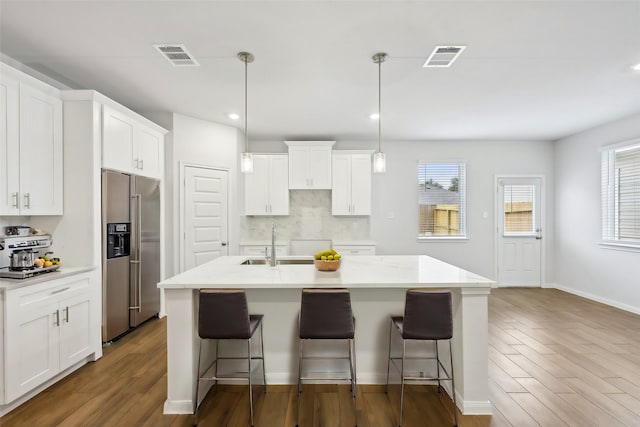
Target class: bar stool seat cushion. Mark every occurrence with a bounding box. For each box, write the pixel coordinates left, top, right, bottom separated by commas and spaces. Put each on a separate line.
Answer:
299, 290, 354, 339
401, 290, 453, 340
199, 290, 263, 339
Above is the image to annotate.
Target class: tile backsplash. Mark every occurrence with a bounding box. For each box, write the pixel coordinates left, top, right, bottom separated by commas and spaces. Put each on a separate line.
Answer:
241, 190, 370, 241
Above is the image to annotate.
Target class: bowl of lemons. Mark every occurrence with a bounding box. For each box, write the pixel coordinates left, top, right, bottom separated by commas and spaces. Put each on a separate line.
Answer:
313, 249, 342, 271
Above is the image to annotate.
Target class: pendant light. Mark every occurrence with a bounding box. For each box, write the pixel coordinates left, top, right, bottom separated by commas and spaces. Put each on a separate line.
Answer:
238, 51, 254, 173
372, 52, 387, 173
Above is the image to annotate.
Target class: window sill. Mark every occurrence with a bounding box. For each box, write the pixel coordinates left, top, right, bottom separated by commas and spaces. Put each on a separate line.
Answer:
417, 236, 469, 242
599, 241, 640, 252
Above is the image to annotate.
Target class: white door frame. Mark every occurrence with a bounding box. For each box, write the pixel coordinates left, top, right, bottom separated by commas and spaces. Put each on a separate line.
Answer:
494, 174, 546, 287
179, 162, 230, 273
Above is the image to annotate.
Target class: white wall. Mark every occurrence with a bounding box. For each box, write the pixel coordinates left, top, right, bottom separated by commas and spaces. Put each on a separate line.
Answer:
163, 113, 241, 277
245, 139, 555, 282
555, 113, 640, 313
369, 140, 555, 281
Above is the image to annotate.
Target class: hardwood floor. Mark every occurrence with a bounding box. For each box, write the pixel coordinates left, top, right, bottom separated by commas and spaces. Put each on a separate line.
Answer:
2, 288, 640, 426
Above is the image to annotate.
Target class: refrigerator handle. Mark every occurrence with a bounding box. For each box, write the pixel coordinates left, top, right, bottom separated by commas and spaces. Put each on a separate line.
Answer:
135, 193, 142, 313
129, 260, 140, 311
128, 194, 142, 313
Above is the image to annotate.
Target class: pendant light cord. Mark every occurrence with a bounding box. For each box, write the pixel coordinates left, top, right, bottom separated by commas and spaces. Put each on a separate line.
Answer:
244, 57, 249, 153
378, 57, 382, 153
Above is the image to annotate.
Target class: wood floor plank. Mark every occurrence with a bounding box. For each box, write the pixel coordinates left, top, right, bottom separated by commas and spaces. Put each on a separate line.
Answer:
487, 379, 539, 427
515, 377, 593, 427
312, 392, 340, 427
362, 390, 397, 427
488, 360, 527, 393
257, 388, 290, 427
562, 378, 640, 426
509, 392, 569, 427
505, 354, 573, 393
556, 393, 626, 427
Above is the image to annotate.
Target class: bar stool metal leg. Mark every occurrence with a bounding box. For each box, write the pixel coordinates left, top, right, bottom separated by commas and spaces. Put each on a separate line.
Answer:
385, 318, 393, 393
193, 338, 203, 426
449, 340, 458, 427
296, 339, 303, 427
436, 340, 442, 393
399, 339, 406, 427
351, 337, 358, 426
247, 340, 254, 427
260, 323, 267, 392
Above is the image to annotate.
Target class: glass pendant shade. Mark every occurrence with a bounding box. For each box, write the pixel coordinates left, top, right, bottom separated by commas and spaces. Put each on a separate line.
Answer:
373, 152, 386, 173
241, 152, 254, 173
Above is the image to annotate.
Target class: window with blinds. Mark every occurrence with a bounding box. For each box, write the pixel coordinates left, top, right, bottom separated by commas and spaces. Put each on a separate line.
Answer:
602, 140, 640, 245
503, 184, 535, 236
418, 162, 466, 238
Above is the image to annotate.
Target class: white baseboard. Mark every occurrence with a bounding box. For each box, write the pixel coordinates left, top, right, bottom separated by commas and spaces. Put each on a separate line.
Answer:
553, 283, 640, 315
457, 394, 493, 415
163, 399, 193, 414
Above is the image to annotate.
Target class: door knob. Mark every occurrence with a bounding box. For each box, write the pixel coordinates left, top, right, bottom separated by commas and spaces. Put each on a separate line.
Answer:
221, 242, 228, 246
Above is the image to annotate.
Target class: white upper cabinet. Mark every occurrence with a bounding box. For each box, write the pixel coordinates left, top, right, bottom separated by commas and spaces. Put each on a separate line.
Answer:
102, 105, 163, 179
0, 67, 63, 216
102, 106, 135, 174
285, 141, 334, 189
137, 126, 162, 179
331, 152, 372, 216
245, 154, 289, 215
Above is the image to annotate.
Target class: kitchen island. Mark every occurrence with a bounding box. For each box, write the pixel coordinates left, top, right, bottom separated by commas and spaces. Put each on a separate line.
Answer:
158, 255, 494, 415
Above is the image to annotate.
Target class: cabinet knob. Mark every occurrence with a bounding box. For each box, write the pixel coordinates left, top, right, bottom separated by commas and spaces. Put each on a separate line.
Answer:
23, 193, 30, 209
11, 192, 18, 208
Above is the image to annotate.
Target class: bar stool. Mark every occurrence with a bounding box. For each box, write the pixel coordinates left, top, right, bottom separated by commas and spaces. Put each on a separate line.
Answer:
194, 289, 266, 427
296, 288, 357, 427
386, 289, 457, 427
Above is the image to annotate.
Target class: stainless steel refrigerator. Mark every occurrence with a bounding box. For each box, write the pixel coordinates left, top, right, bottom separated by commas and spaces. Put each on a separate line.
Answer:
101, 170, 160, 342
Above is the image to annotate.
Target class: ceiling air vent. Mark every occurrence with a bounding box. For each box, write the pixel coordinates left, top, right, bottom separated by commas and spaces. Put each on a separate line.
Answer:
153, 44, 199, 67
423, 46, 466, 68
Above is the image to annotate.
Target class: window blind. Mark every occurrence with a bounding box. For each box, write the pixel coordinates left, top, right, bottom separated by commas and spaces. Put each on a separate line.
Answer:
602, 142, 640, 244
418, 162, 466, 238
503, 184, 535, 235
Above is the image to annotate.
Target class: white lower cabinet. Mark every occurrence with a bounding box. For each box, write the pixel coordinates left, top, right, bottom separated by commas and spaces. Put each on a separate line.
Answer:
3, 273, 93, 404
333, 244, 376, 256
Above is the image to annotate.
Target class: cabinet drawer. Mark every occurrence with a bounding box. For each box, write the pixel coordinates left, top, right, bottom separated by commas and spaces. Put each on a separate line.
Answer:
7, 274, 91, 310
333, 245, 376, 256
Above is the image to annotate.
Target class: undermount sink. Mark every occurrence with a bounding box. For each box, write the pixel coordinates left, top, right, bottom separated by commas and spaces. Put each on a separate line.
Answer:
241, 258, 314, 265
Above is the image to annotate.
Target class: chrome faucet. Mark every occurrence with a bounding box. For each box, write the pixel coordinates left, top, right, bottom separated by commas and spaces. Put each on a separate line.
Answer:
270, 223, 277, 267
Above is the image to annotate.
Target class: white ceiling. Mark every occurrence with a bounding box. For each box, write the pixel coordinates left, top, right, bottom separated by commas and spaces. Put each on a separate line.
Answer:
1, 0, 639, 142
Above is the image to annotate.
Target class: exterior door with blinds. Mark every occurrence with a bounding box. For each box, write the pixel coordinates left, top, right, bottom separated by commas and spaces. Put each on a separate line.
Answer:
497, 177, 542, 286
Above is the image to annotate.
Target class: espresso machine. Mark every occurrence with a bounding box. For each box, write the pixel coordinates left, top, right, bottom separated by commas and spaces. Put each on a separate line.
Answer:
0, 234, 54, 279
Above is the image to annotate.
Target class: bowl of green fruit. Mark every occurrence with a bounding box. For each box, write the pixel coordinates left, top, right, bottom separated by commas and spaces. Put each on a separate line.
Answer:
313, 249, 342, 271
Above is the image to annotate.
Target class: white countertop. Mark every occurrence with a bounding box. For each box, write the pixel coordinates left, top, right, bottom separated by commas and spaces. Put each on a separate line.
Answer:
158, 255, 493, 290
0, 266, 96, 291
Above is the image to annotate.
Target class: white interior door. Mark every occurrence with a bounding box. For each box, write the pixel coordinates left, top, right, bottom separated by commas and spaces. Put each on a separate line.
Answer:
183, 166, 228, 271
497, 177, 543, 287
